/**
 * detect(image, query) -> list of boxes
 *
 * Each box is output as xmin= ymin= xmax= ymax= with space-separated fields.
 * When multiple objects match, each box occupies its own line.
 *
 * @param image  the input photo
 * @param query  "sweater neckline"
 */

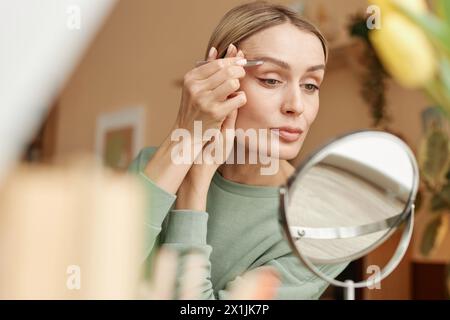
xmin=212 ymin=171 xmax=280 ymax=198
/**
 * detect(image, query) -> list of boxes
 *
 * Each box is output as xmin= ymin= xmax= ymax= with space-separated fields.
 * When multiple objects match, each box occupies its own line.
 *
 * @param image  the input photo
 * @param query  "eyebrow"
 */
xmin=251 ymin=56 xmax=325 ymax=72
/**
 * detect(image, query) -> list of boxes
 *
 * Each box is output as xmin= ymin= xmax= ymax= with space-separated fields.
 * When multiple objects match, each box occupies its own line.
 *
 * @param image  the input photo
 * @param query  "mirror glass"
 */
xmin=283 ymin=131 xmax=418 ymax=265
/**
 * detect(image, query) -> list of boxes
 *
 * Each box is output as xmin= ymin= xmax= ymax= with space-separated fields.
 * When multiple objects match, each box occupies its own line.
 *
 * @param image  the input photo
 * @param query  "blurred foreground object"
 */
xmin=0 ymin=158 xmax=279 ymax=300
xmin=139 ymin=247 xmax=280 ymax=300
xmin=138 ymin=248 xmax=280 ymax=300
xmin=226 ymin=267 xmax=280 ymax=300
xmin=0 ymin=158 xmax=144 ymax=299
xmin=0 ymin=0 xmax=117 ymax=184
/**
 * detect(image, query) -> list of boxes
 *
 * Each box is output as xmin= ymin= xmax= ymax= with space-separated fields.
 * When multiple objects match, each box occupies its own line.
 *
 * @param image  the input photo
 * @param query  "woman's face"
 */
xmin=236 ymin=22 xmax=326 ymax=161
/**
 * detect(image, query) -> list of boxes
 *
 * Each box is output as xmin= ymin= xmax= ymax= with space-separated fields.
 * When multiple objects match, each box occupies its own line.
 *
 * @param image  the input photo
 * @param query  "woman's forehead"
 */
xmin=241 ymin=44 xmax=325 ymax=73
xmin=239 ymin=26 xmax=325 ymax=67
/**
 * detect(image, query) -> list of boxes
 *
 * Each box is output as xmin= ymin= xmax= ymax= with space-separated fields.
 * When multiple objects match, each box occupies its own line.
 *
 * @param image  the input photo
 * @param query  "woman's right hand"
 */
xmin=142 ymin=44 xmax=247 ymax=196
xmin=174 ymin=44 xmax=247 ymax=137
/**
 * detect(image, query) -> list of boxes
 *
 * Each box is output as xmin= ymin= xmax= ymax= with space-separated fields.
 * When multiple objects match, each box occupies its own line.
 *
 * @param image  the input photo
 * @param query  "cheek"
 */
xmin=235 ymin=78 xmax=278 ymax=129
xmin=303 ymin=96 xmax=320 ymax=126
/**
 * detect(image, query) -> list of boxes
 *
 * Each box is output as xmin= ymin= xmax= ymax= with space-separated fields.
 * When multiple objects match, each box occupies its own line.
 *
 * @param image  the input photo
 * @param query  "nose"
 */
xmin=280 ymin=85 xmax=304 ymax=116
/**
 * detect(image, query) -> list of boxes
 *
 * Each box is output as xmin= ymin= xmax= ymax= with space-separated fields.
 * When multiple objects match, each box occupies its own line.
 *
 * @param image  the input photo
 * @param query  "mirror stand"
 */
xmin=333 ymin=205 xmax=415 ymax=300
xmin=344 ymin=280 xmax=355 ymax=300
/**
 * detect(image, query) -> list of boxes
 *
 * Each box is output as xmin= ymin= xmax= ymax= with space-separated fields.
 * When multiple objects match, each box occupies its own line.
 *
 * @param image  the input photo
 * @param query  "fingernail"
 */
xmin=235 ymin=58 xmax=247 ymax=66
xmin=226 ymin=43 xmax=233 ymax=55
xmin=208 ymin=47 xmax=216 ymax=58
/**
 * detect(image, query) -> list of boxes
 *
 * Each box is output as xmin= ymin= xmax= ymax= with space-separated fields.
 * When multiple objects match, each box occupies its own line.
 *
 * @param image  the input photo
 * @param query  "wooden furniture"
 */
xmin=412 ymin=259 xmax=449 ymax=299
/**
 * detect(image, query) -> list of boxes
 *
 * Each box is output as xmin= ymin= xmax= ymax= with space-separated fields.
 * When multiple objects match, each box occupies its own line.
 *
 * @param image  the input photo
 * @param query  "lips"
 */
xmin=271 ymin=127 xmax=303 ymax=142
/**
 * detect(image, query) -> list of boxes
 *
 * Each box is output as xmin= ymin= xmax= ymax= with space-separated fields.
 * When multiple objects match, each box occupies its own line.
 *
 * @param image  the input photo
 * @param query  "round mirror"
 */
xmin=279 ymin=130 xmax=419 ymax=297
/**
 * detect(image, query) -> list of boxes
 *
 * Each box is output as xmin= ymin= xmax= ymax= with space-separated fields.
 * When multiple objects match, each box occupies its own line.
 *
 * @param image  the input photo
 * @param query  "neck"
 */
xmin=218 ymin=159 xmax=294 ymax=187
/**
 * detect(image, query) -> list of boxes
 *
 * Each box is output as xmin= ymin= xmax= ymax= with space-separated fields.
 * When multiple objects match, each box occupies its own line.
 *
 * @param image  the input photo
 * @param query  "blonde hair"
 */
xmin=205 ymin=1 xmax=328 ymax=63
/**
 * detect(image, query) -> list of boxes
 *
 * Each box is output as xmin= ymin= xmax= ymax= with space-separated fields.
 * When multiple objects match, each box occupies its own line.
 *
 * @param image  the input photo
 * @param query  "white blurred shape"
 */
xmin=0 ymin=0 xmax=117 ymax=183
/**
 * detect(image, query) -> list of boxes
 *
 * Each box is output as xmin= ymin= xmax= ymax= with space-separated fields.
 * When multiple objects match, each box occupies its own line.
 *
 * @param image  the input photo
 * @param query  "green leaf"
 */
xmin=419 ymin=128 xmax=450 ymax=188
xmin=431 ymin=183 xmax=450 ymax=211
xmin=420 ymin=214 xmax=444 ymax=256
xmin=425 ymin=79 xmax=450 ymax=116
xmin=440 ymin=58 xmax=450 ymax=94
xmin=433 ymin=0 xmax=450 ymax=22
xmin=393 ymin=1 xmax=450 ymax=56
xmin=348 ymin=13 xmax=370 ymax=43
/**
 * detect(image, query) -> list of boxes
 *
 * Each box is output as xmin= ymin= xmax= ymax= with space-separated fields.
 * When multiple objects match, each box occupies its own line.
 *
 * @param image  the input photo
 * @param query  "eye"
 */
xmin=301 ymin=83 xmax=320 ymax=93
xmin=258 ymin=78 xmax=282 ymax=87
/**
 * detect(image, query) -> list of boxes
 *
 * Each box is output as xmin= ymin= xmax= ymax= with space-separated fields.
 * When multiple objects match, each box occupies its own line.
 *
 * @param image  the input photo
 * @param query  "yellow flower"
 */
xmin=369 ymin=11 xmax=436 ymax=88
xmin=369 ymin=0 xmax=428 ymax=14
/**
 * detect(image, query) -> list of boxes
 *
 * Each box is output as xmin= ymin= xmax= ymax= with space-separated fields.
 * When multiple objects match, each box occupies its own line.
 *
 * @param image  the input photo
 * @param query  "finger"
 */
xmin=193 ymin=43 xmax=241 ymax=80
xmin=210 ymin=77 xmax=242 ymax=101
xmin=206 ymin=46 xmax=217 ymax=62
xmin=205 ymin=48 xmax=246 ymax=98
xmin=221 ymin=109 xmax=238 ymax=131
xmin=202 ymin=65 xmax=245 ymax=91
xmin=216 ymin=91 xmax=246 ymax=118
xmin=224 ymin=43 xmax=237 ymax=58
xmin=236 ymin=49 xmax=245 ymax=59
xmin=191 ymin=56 xmax=246 ymax=80
xmin=212 ymin=44 xmax=241 ymax=96
xmin=220 ymin=109 xmax=238 ymax=162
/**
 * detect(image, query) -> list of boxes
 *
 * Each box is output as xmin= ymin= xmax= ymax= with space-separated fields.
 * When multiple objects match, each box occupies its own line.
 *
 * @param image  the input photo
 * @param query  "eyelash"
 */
xmin=258 ymin=78 xmax=320 ymax=93
xmin=302 ymin=83 xmax=320 ymax=93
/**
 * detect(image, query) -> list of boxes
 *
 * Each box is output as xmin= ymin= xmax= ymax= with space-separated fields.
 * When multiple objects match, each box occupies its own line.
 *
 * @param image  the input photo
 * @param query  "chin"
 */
xmin=272 ymin=142 xmax=303 ymax=160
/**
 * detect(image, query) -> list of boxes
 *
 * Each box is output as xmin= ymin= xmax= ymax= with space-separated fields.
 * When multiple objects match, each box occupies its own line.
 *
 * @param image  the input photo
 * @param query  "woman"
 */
xmin=129 ymin=1 xmax=348 ymax=299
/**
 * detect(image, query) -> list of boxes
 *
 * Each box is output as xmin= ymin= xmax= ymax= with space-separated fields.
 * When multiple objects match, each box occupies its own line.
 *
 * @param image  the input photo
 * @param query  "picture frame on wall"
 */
xmin=95 ymin=106 xmax=145 ymax=170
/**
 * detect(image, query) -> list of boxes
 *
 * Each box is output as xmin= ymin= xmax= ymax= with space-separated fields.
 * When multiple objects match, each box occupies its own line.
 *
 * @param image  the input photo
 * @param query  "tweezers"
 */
xmin=195 ymin=59 xmax=264 ymax=67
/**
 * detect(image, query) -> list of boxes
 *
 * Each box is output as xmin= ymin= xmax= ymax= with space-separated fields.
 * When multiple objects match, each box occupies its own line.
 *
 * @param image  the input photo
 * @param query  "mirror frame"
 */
xmin=278 ymin=130 xmax=419 ymax=288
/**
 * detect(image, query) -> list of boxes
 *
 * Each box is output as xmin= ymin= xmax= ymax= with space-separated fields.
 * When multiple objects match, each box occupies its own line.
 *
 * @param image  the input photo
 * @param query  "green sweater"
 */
xmin=129 ymin=146 xmax=348 ymax=299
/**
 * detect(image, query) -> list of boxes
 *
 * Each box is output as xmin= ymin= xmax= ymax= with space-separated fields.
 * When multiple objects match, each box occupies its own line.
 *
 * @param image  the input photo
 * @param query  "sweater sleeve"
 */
xmin=160 ymin=209 xmax=347 ymax=300
xmin=128 ymin=147 xmax=177 ymax=262
xmin=160 ymin=210 xmax=215 ymax=299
